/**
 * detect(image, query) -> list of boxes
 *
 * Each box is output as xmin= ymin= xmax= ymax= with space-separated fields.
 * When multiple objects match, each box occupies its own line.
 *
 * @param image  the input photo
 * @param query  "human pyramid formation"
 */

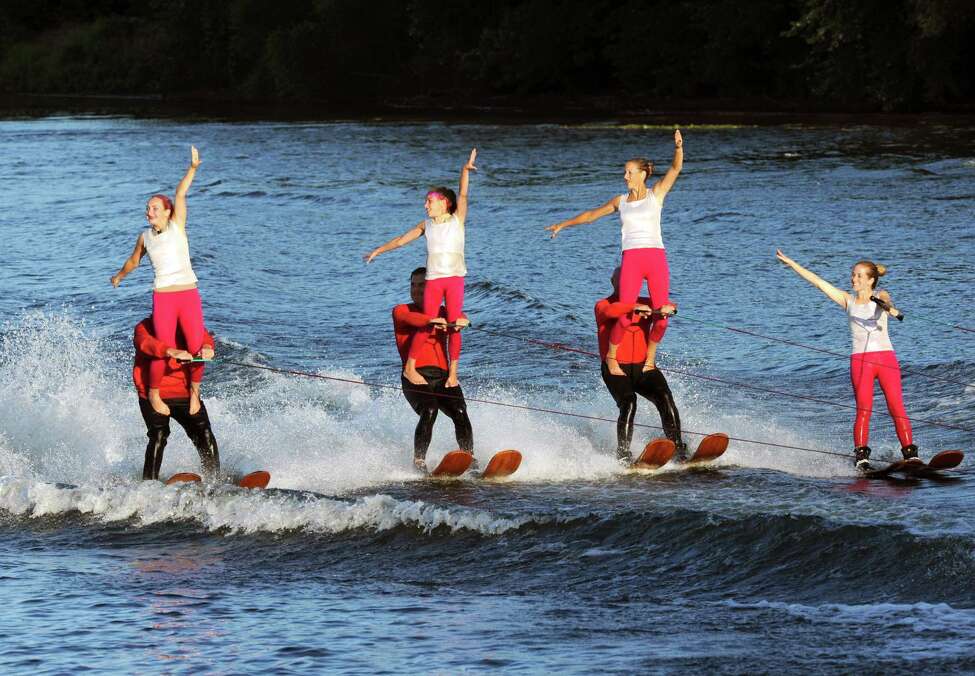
xmin=112 ymin=131 xmax=918 ymax=478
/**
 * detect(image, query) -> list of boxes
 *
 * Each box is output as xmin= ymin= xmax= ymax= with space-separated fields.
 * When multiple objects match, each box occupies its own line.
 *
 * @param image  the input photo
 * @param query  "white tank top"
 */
xmin=846 ymin=295 xmax=894 ymax=354
xmin=424 ymin=215 xmax=466 ymax=280
xmin=143 ymin=222 xmax=198 ymax=289
xmin=619 ymin=191 xmax=663 ymax=251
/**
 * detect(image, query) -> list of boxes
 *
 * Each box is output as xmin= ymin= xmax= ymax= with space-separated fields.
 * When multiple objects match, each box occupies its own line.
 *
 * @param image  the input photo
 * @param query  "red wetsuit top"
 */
xmin=392 ymin=303 xmax=468 ymax=370
xmin=133 ymin=318 xmax=215 ymax=399
xmin=595 ymin=296 xmax=654 ymax=364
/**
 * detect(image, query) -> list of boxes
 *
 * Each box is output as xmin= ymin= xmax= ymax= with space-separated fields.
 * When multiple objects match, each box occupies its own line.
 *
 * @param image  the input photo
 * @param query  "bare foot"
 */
xmin=642 ymin=341 xmax=659 ymax=372
xmin=189 ymin=390 xmax=201 ymax=415
xmin=403 ymin=364 xmax=428 ymax=386
xmin=605 ymin=357 xmax=625 ymax=376
xmin=148 ymin=390 xmax=170 ymax=416
xmin=446 ymin=374 xmax=459 ymax=388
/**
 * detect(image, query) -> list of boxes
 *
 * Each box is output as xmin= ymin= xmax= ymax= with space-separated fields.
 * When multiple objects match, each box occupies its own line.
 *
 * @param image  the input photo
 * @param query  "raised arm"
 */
xmin=172 ymin=146 xmax=200 ymax=228
xmin=652 ymin=129 xmax=683 ymax=202
xmin=111 ymin=233 xmax=147 ymax=286
xmin=546 ymin=195 xmax=622 ymax=239
xmin=455 ymin=148 xmax=477 ymax=223
xmin=364 ymin=221 xmax=425 ymax=264
xmin=776 ymin=249 xmax=848 ymax=308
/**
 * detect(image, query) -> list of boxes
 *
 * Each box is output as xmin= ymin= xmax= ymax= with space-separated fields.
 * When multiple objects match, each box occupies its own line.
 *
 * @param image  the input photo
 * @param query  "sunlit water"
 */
xmin=1 ymin=116 xmax=974 ymax=673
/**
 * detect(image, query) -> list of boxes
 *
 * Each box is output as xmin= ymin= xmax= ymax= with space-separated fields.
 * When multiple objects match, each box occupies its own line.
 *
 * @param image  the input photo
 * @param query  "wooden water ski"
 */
xmin=165 ymin=472 xmax=202 ymax=485
xmin=632 ymin=438 xmax=675 ymax=469
xmin=687 ymin=433 xmax=729 ymax=465
xmin=238 ymin=470 xmax=271 ymax=489
xmin=481 ymin=450 xmax=522 ymax=479
xmin=430 ymin=450 xmax=474 ymax=478
xmin=864 ymin=450 xmax=964 ymax=479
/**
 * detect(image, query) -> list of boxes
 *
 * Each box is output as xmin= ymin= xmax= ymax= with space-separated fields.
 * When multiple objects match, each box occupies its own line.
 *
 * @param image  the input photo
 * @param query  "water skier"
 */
xmin=366 ymin=149 xmax=477 ymax=388
xmin=548 ymin=130 xmax=683 ymax=376
xmin=112 ymin=146 xmax=208 ymax=418
xmin=596 ymin=267 xmax=683 ymax=464
xmin=392 ymin=267 xmax=474 ymax=473
xmin=776 ymin=250 xmax=916 ymax=471
xmin=132 ymin=316 xmax=219 ymax=480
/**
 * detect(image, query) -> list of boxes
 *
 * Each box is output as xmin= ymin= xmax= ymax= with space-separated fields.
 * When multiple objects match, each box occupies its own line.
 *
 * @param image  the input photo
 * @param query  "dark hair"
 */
xmin=410 ymin=266 xmax=427 ymax=279
xmin=148 ymin=193 xmax=174 ymax=215
xmin=854 ymin=260 xmax=887 ymax=289
xmin=429 ymin=186 xmax=457 ymax=214
xmin=626 ymin=158 xmax=654 ymax=181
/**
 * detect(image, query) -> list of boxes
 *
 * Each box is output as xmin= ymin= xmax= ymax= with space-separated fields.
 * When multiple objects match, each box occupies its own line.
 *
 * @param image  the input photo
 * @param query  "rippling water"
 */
xmin=1 ymin=115 xmax=974 ymax=673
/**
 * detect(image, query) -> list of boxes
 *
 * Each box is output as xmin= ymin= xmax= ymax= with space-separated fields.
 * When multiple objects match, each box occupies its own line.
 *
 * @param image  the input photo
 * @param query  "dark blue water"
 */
xmin=1 ymin=116 xmax=974 ymax=673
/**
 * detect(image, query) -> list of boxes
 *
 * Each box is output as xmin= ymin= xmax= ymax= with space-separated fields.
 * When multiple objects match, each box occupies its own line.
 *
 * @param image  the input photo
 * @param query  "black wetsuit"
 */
xmin=401 ymin=366 xmax=473 ymax=462
xmin=139 ymin=398 xmax=220 ymax=480
xmin=601 ymin=362 xmax=684 ymax=462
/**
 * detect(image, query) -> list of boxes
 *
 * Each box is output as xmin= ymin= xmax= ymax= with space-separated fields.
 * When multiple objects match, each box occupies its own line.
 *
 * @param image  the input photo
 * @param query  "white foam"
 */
xmin=0 ymin=476 xmax=532 ymax=536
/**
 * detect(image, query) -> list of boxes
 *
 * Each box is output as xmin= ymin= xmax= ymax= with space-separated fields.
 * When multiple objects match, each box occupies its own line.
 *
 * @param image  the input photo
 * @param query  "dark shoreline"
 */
xmin=3 ymin=93 xmax=975 ymax=125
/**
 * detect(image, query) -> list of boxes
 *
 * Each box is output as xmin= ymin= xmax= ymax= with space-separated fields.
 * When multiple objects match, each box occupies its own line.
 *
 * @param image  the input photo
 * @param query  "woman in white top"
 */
xmin=112 ymin=146 xmax=208 ymax=417
xmin=365 ymin=149 xmax=477 ymax=387
xmin=547 ymin=130 xmax=683 ymax=375
xmin=776 ymin=250 xmax=916 ymax=471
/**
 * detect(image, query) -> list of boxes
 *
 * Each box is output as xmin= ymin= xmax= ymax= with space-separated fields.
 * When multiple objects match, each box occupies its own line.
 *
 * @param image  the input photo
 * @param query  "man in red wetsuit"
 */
xmin=393 ymin=267 xmax=473 ymax=473
xmin=596 ymin=267 xmax=684 ymax=464
xmin=133 ymin=317 xmax=219 ymax=480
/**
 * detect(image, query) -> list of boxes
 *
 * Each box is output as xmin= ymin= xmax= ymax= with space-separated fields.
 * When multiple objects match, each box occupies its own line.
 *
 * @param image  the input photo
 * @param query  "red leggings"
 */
xmin=408 ymin=276 xmax=464 ymax=362
xmin=850 ymin=351 xmax=912 ymax=448
xmin=150 ymin=288 xmax=205 ymax=388
xmin=611 ymin=247 xmax=669 ymax=346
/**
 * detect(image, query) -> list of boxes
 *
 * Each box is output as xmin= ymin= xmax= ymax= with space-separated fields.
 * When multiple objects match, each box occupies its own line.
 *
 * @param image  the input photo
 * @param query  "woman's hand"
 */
xmin=363 ymin=249 xmax=380 ymax=264
xmin=464 ymin=148 xmax=477 ymax=172
xmin=190 ymin=145 xmax=201 ymax=168
xmin=674 ymin=129 xmax=683 ymax=149
xmin=546 ymin=223 xmax=566 ymax=239
xmin=110 ymin=274 xmax=122 ymax=287
xmin=775 ymin=249 xmax=796 ymax=267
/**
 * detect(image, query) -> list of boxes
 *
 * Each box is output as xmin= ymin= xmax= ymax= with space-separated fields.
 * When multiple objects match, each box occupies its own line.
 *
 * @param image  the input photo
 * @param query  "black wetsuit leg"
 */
xmin=634 ymin=368 xmax=685 ymax=456
xmin=402 ymin=368 xmax=443 ymax=462
xmin=139 ymin=398 xmax=171 ymax=480
xmin=434 ymin=383 xmax=473 ymax=453
xmin=168 ymin=399 xmax=221 ymax=478
xmin=601 ymin=362 xmax=639 ymax=462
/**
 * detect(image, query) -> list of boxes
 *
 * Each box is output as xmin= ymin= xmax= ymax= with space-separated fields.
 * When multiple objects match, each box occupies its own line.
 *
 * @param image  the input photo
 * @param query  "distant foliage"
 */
xmin=0 ymin=0 xmax=971 ymax=110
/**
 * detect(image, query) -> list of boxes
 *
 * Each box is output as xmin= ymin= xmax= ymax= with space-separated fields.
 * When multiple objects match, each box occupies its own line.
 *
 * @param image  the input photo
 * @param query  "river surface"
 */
xmin=1 ymin=115 xmax=974 ymax=673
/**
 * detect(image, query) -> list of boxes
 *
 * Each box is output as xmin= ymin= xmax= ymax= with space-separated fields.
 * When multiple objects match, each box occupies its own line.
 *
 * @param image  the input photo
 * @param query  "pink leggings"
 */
xmin=850 ymin=351 xmax=912 ymax=448
xmin=408 ymin=276 xmax=464 ymax=362
xmin=610 ymin=247 xmax=670 ymax=346
xmin=150 ymin=288 xmax=205 ymax=388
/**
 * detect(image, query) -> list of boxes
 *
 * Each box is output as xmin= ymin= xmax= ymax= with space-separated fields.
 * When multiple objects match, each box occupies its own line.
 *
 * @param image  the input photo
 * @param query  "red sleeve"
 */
xmin=133 ymin=321 xmax=169 ymax=359
xmin=393 ymin=304 xmax=430 ymax=329
xmin=595 ymin=299 xmax=636 ymax=323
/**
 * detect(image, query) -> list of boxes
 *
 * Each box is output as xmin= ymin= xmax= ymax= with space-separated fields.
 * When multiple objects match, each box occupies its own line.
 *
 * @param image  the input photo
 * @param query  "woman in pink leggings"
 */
xmin=365 ymin=149 xmax=477 ymax=387
xmin=547 ymin=130 xmax=683 ymax=374
xmin=112 ymin=146 xmax=208 ymax=417
xmin=776 ymin=250 xmax=916 ymax=472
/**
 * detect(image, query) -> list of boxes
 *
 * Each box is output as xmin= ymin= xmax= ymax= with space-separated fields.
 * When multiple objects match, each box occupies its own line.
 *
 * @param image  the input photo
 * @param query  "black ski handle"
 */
xmin=870 ymin=295 xmax=904 ymax=321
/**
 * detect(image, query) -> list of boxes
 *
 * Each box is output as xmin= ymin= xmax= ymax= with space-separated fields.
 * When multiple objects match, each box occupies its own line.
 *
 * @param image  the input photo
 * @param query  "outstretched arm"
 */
xmin=546 ymin=195 xmax=621 ymax=239
xmin=364 ymin=221 xmax=425 ymax=263
xmin=111 ymin=233 xmax=146 ymax=286
xmin=776 ymin=249 xmax=847 ymax=308
xmin=652 ymin=129 xmax=683 ymax=202
xmin=455 ymin=148 xmax=477 ymax=223
xmin=172 ymin=146 xmax=200 ymax=228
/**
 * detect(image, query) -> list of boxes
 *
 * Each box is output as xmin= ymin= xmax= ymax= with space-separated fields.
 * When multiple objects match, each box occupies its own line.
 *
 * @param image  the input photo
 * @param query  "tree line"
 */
xmin=1 ymin=0 xmax=972 ymax=113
